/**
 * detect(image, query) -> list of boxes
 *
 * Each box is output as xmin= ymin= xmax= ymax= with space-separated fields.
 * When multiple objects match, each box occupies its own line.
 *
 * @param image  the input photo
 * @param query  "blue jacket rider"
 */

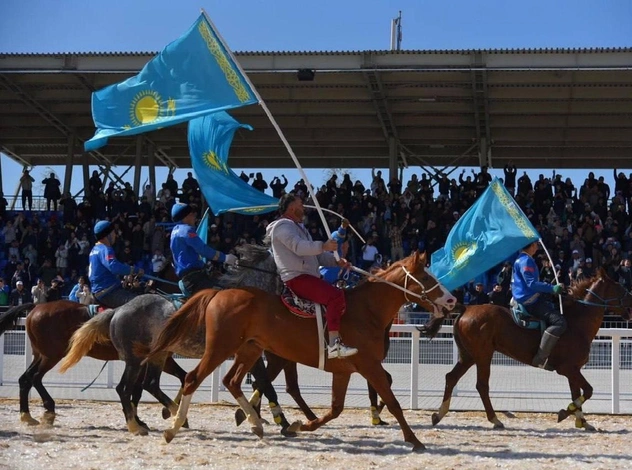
xmin=170 ymin=203 xmax=237 ymax=296
xmin=89 ymin=220 xmax=144 ymax=309
xmin=512 ymin=240 xmax=567 ymax=369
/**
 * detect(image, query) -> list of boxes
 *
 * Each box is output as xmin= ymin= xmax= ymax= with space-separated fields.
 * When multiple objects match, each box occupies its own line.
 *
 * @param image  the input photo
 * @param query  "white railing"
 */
xmin=2 ymin=319 xmax=632 ymax=413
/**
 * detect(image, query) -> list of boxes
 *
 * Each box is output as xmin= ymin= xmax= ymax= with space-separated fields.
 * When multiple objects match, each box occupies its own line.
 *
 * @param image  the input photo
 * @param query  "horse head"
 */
xmin=571 ymin=267 xmax=632 ymax=320
xmin=397 ymin=250 xmax=456 ymax=315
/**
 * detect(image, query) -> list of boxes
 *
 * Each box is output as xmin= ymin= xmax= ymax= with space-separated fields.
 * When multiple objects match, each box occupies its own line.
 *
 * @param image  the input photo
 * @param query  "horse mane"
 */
xmin=567 ymin=275 xmax=597 ymax=301
xmin=217 ymin=244 xmax=277 ymax=289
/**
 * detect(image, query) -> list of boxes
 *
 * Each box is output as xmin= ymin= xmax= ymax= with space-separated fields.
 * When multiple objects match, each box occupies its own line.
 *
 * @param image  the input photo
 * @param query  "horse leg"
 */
xmin=223 ymin=343 xmax=269 ymax=438
xmin=162 ymin=355 xmax=186 ymax=419
xmin=368 ymin=370 xmax=392 ymax=426
xmin=558 ymin=369 xmax=595 ymax=431
xmin=360 ymin=364 xmax=425 ymax=452
xmin=474 ymin=359 xmax=505 ymax=429
xmin=299 ymin=372 xmax=350 ymax=435
xmin=19 ymin=355 xmax=42 ymax=425
xmin=142 ymin=362 xmax=190 ymax=429
xmin=164 ymin=341 xmax=241 ymax=443
xmin=432 ymin=357 xmax=474 ymax=426
xmin=115 ymin=360 xmax=148 ymax=435
xmin=281 ymin=360 xmax=318 ymax=422
xmin=30 ymin=356 xmax=59 ymax=426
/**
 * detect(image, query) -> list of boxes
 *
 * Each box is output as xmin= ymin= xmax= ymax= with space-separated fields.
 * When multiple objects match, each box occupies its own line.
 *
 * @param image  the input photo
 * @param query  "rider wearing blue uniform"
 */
xmin=170 ymin=203 xmax=237 ymax=295
xmin=512 ymin=240 xmax=566 ymax=369
xmin=89 ymin=220 xmax=144 ymax=309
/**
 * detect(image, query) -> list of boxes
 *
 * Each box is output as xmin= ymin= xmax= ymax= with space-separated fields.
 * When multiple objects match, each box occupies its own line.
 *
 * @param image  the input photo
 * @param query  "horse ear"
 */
xmin=597 ymin=266 xmax=608 ymax=279
xmin=418 ymin=251 xmax=427 ymax=265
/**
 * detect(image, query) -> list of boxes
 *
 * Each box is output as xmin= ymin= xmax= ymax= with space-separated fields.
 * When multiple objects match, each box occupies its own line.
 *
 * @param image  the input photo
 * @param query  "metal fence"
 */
xmin=2 ymin=318 xmax=632 ymax=414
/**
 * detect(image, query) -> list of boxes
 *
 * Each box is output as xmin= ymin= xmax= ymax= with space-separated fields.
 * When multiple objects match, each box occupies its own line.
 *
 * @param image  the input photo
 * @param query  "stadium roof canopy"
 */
xmin=1 ymin=48 xmax=631 ymax=172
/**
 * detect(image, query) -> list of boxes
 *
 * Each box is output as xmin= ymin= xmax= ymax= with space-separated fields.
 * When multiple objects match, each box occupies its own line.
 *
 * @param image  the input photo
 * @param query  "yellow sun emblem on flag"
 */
xmin=203 ymin=150 xmax=228 ymax=174
xmin=451 ymin=241 xmax=477 ymax=267
xmin=130 ymin=90 xmax=163 ymax=127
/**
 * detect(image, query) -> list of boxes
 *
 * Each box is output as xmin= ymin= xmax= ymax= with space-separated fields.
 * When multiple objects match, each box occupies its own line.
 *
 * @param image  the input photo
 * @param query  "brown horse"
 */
xmin=426 ymin=269 xmax=632 ymax=431
xmin=144 ymin=251 xmax=456 ymax=452
xmin=0 ymin=265 xmax=186 ymax=427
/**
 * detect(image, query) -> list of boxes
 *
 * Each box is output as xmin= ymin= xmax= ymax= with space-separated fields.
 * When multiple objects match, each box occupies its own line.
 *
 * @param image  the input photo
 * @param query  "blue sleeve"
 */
xmin=185 ymin=232 xmax=226 ymax=262
xmin=521 ymin=259 xmax=554 ymax=294
xmin=99 ymin=246 xmax=133 ymax=276
xmin=69 ymin=284 xmax=79 ymax=302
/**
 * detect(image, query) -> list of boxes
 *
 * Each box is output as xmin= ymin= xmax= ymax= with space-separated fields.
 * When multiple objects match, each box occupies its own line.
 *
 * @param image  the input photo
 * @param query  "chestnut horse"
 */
xmin=426 ymin=269 xmax=632 ymax=431
xmin=0 ymin=264 xmax=186 ymax=427
xmin=145 ymin=251 xmax=456 ymax=452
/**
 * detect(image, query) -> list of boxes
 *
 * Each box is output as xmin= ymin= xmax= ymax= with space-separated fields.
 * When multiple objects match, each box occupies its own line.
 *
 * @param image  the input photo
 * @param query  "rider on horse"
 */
xmin=170 ymin=203 xmax=237 ymax=296
xmin=266 ymin=193 xmax=357 ymax=359
xmin=512 ymin=240 xmax=567 ymax=369
xmin=89 ymin=220 xmax=144 ymax=309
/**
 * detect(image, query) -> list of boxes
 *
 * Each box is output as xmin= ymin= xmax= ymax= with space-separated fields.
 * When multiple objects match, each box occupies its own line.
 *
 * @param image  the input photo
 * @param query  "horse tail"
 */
xmin=416 ymin=302 xmax=466 ymax=339
xmin=59 ymin=309 xmax=116 ymax=373
xmin=0 ymin=303 xmax=34 ymax=336
xmin=143 ymin=290 xmax=219 ymax=364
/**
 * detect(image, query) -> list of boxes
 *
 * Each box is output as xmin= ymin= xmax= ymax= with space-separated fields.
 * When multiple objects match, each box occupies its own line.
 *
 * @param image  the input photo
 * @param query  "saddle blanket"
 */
xmin=281 ymin=285 xmax=325 ymax=319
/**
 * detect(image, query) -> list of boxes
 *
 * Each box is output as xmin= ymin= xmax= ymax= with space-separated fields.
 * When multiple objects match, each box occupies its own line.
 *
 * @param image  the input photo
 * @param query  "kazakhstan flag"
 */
xmin=430 ymin=178 xmax=539 ymax=291
xmin=188 ymin=112 xmax=279 ymax=215
xmin=85 ymin=14 xmax=257 ymax=151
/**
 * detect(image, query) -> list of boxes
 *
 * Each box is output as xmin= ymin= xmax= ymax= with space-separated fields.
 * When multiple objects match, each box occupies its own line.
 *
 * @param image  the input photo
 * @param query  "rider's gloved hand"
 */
xmin=224 ymin=254 xmax=238 ymax=266
xmin=552 ymin=284 xmax=564 ymax=295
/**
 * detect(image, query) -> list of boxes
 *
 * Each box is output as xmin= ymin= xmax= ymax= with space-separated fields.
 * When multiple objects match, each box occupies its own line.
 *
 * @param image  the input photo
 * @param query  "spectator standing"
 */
xmin=46 ymin=279 xmax=63 ymax=302
xmin=19 ymin=169 xmax=35 ymax=211
xmin=77 ymin=284 xmax=94 ymax=305
xmin=0 ymin=191 xmax=7 ymax=220
xmin=69 ymin=275 xmax=88 ymax=302
xmin=89 ymin=170 xmax=103 ymax=196
xmin=42 ymin=173 xmax=62 ymax=211
xmin=31 ymin=279 xmax=48 ymax=304
xmin=164 ymin=174 xmax=179 ymax=196
xmin=55 ymin=243 xmax=69 ymax=277
xmin=270 ymin=175 xmax=288 ymax=198
xmin=468 ymin=282 xmax=490 ymax=305
xmin=151 ymin=249 xmax=167 ymax=274
xmin=59 ymin=192 xmax=78 ymax=224
xmin=361 ymin=237 xmax=379 ymax=270
xmin=251 ymin=172 xmax=268 ymax=193
xmin=503 ymin=161 xmax=517 ymax=196
xmin=10 ymin=280 xmax=31 ymax=306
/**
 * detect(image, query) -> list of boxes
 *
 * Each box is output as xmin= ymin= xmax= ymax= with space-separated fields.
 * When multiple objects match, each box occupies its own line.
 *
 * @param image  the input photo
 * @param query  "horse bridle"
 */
xmin=577 ymin=280 xmax=632 ymax=312
xmin=399 ymin=266 xmax=445 ymax=307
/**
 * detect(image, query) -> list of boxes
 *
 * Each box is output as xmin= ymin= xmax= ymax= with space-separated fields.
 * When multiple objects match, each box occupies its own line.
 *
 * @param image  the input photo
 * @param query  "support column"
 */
xmin=82 ymin=152 xmax=90 ymax=199
xmin=388 ymin=136 xmax=398 ymax=183
xmin=478 ymin=137 xmax=488 ymax=168
xmin=147 ymin=143 xmax=156 ymax=199
xmin=133 ymin=136 xmax=143 ymax=197
xmin=63 ymin=134 xmax=75 ymax=196
xmin=0 ymin=152 xmax=4 ymax=196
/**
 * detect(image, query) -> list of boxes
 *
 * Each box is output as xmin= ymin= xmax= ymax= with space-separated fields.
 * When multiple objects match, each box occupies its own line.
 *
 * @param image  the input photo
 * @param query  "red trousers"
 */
xmin=286 ymin=274 xmax=346 ymax=331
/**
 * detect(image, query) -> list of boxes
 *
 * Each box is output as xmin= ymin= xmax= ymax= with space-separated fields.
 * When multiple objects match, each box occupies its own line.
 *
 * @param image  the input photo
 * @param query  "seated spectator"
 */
xmin=489 ymin=283 xmax=509 ymax=307
xmin=31 ymin=279 xmax=48 ymax=305
xmin=10 ymin=280 xmax=31 ymax=306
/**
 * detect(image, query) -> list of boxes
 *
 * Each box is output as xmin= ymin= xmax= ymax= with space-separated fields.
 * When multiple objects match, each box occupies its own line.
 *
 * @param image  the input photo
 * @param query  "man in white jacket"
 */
xmin=266 ymin=194 xmax=357 ymax=359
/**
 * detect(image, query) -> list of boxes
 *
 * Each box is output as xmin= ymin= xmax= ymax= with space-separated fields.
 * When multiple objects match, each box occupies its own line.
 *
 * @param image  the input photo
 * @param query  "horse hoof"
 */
xmin=493 ymin=422 xmax=505 ymax=430
xmin=182 ymin=419 xmax=190 ymax=429
xmin=371 ymin=418 xmax=388 ymax=426
xmin=162 ymin=407 xmax=171 ymax=420
xmin=431 ymin=413 xmax=441 ymax=426
xmin=557 ymin=409 xmax=570 ymax=423
xmin=251 ymin=426 xmax=264 ymax=439
xmin=164 ymin=430 xmax=175 ymax=443
xmin=20 ymin=413 xmax=40 ymax=426
xmin=41 ymin=411 xmax=56 ymax=426
xmin=286 ymin=420 xmax=302 ymax=434
xmin=280 ymin=427 xmax=297 ymax=438
xmin=583 ymin=423 xmax=597 ymax=432
xmin=235 ymin=409 xmax=246 ymax=427
xmin=135 ymin=426 xmax=149 ymax=436
xmin=411 ymin=442 xmax=426 ymax=453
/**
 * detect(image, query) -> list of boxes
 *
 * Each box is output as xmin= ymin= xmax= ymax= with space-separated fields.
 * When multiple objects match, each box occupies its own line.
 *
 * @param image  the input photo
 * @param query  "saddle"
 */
xmin=281 ymin=285 xmax=326 ymax=319
xmin=87 ymin=304 xmax=109 ymax=318
xmin=509 ymin=297 xmax=546 ymax=333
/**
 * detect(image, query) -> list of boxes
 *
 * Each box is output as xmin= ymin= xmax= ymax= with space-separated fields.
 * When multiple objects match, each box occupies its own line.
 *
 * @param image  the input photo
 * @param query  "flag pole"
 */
xmin=200 ymin=9 xmax=339 ymax=258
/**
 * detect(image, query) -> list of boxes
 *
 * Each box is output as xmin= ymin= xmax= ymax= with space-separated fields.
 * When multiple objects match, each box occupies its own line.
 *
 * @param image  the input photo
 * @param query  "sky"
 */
xmin=1 ymin=0 xmax=631 ymax=198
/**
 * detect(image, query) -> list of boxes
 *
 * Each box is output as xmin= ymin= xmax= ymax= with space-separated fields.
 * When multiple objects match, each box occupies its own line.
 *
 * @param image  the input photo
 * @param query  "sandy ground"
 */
xmin=1 ymin=399 xmax=631 ymax=470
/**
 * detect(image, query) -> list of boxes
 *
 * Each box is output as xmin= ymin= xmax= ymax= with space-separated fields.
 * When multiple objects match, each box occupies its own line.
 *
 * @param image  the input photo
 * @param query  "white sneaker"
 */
xmin=327 ymin=339 xmax=358 ymax=359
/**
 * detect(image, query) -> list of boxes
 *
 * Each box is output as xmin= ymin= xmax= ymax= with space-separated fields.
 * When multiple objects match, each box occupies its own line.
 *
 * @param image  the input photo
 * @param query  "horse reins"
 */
xmin=577 ymin=284 xmax=632 ymax=312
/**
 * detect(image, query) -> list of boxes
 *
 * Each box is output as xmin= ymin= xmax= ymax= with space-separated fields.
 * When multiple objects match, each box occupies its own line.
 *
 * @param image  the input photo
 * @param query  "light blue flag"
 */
xmin=430 ymin=178 xmax=539 ymax=291
xmin=85 ymin=14 xmax=257 ymax=151
xmin=188 ymin=112 xmax=279 ymax=215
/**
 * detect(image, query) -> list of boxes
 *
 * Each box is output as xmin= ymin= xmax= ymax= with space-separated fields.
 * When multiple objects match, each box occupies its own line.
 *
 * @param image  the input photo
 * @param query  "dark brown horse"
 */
xmin=425 ymin=269 xmax=632 ymax=431
xmin=144 ymin=251 xmax=456 ymax=452
xmin=0 ymin=264 xmax=186 ymax=427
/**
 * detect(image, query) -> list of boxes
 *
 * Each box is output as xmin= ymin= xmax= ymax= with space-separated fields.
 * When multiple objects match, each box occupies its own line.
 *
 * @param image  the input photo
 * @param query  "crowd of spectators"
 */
xmin=1 ymin=163 xmax=632 ymax=309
